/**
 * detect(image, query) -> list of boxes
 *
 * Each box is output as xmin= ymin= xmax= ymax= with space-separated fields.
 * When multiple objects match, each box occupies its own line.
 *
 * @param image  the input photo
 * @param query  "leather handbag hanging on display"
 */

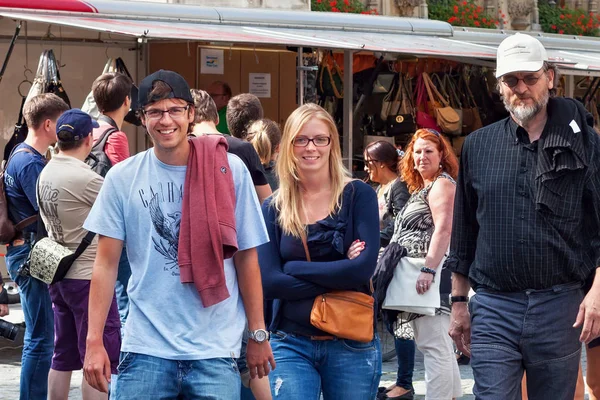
xmin=302 ymin=233 xmax=375 ymax=343
xmin=459 ymin=74 xmax=483 ymax=134
xmin=439 ymin=73 xmax=464 ymax=137
xmin=81 ymin=58 xmax=117 ymax=118
xmin=380 ymin=73 xmax=399 ymax=121
xmin=422 ymin=72 xmax=461 ymax=135
xmin=46 ymin=50 xmax=71 ymax=107
xmin=415 ymin=74 xmax=442 ymax=131
xmin=81 ymin=57 xmax=141 ymax=126
xmin=25 ymin=50 xmax=49 ymax=105
xmin=386 ymin=73 xmax=416 ymax=137
xmin=25 ymin=50 xmax=71 ymax=107
xmin=318 ymin=51 xmax=344 ymax=100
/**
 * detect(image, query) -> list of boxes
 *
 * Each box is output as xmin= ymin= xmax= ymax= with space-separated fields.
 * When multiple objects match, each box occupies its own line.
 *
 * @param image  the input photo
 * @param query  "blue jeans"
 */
xmin=386 ymin=318 xmax=415 ymax=390
xmin=470 ymin=282 xmax=583 ymax=400
xmin=114 ymin=248 xmax=131 ymax=331
xmin=114 ymin=352 xmax=241 ymax=399
xmin=269 ymin=331 xmax=381 ymax=400
xmin=6 ymin=243 xmax=54 ymax=400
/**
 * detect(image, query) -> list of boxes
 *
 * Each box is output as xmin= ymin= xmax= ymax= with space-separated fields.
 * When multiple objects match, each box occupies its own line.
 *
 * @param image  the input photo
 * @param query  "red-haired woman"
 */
xmin=389 ymin=128 xmax=462 ymax=399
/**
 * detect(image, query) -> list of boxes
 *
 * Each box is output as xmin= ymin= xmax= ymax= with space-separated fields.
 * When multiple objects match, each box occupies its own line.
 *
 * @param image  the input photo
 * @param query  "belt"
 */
xmin=294 ymin=332 xmax=336 ymax=341
xmin=310 ymin=335 xmax=336 ymax=341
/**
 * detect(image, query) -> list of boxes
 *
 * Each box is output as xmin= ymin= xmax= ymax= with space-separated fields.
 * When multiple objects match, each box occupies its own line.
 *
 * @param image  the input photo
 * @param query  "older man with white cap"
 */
xmin=448 ymin=33 xmax=600 ymax=399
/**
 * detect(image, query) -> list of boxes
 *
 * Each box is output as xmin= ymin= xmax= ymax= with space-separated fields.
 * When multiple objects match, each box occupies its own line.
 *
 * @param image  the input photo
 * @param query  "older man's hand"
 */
xmin=574 ymin=283 xmax=600 ymax=344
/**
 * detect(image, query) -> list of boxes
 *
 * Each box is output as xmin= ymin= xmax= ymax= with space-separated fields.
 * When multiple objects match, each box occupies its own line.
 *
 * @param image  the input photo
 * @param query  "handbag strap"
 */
xmin=422 ymin=72 xmax=449 ymax=107
xmin=116 ymin=57 xmax=133 ymax=79
xmin=0 ymin=22 xmax=21 ymax=85
xmin=300 ymin=232 xmax=311 ymax=262
xmin=443 ymin=74 xmax=462 ymax=108
xmin=16 ymin=96 xmax=26 ymax=126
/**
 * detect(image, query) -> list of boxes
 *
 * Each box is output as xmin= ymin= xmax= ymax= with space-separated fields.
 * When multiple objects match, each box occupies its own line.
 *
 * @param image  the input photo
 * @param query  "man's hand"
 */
xmin=448 ymin=303 xmax=471 ymax=357
xmin=246 ymin=339 xmax=276 ymax=380
xmin=83 ymin=340 xmax=111 ymax=393
xmin=0 ymin=304 xmax=8 ymax=317
xmin=574 ymin=283 xmax=600 ymax=344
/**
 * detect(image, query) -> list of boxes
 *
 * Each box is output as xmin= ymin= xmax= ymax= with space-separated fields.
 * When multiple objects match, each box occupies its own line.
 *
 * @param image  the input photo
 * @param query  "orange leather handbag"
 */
xmin=301 ymin=234 xmax=375 ymax=343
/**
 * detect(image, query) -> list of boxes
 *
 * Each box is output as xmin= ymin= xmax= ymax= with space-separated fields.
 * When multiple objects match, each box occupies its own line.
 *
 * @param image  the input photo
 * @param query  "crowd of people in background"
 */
xmin=0 ymin=32 xmax=599 ymax=400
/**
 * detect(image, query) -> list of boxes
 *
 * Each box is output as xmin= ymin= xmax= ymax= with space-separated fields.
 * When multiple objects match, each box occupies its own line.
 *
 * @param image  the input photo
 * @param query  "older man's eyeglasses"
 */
xmin=293 ymin=136 xmax=331 ymax=147
xmin=143 ymin=105 xmax=190 ymax=120
xmin=501 ymin=73 xmax=544 ymax=88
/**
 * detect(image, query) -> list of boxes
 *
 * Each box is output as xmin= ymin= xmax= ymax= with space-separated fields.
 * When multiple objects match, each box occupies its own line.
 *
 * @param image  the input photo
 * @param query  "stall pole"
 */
xmin=343 ymin=50 xmax=354 ymax=171
xmin=297 ymin=47 xmax=304 ymax=106
xmin=566 ymin=75 xmax=575 ymax=99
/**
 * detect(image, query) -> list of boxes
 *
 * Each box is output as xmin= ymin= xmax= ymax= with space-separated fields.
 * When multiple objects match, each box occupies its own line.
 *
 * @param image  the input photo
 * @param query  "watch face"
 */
xmin=254 ymin=330 xmax=268 ymax=342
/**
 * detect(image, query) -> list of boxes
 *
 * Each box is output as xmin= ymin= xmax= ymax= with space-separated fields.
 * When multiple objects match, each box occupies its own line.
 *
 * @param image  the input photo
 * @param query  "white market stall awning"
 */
xmin=1 ymin=0 xmax=598 ymax=74
xmin=0 ymin=12 xmax=497 ymax=59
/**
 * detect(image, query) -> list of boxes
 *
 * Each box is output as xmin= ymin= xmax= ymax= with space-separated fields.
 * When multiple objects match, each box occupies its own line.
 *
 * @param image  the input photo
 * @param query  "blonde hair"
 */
xmin=274 ymin=103 xmax=350 ymax=238
xmin=247 ymin=119 xmax=281 ymax=165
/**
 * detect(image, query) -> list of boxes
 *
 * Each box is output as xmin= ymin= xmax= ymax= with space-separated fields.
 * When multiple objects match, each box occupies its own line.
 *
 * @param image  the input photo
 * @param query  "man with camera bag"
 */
xmin=39 ymin=109 xmax=121 ymax=400
xmin=4 ymin=93 xmax=69 ymax=400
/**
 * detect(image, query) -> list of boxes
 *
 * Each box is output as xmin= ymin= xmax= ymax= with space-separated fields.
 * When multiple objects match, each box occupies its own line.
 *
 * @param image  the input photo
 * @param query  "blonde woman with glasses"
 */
xmin=258 ymin=103 xmax=381 ymax=399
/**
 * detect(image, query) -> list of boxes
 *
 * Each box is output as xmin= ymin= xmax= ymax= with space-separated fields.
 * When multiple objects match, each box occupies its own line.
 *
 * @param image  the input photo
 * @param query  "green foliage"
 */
xmin=539 ymin=2 xmax=600 ymax=36
xmin=311 ymin=0 xmax=378 ymax=14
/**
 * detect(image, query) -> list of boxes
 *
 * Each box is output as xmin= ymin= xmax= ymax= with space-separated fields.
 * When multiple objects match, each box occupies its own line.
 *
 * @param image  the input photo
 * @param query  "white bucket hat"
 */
xmin=495 ymin=33 xmax=548 ymax=78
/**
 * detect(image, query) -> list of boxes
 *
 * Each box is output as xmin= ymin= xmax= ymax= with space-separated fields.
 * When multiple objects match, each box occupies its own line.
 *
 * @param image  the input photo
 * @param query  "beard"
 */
xmin=503 ymin=89 xmax=550 ymax=125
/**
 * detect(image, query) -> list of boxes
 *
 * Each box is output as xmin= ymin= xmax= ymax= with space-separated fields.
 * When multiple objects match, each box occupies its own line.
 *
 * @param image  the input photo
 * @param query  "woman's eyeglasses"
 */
xmin=143 ymin=105 xmax=189 ymax=120
xmin=501 ymin=73 xmax=543 ymax=88
xmin=293 ymin=136 xmax=331 ymax=147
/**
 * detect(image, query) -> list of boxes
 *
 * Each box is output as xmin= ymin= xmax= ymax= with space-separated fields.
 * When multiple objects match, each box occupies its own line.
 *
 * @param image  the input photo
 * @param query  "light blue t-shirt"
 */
xmin=84 ymin=149 xmax=269 ymax=360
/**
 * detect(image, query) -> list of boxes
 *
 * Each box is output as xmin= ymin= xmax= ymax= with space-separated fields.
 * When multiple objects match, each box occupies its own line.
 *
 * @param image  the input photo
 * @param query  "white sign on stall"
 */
xmin=249 ymin=73 xmax=271 ymax=98
xmin=200 ymin=49 xmax=224 ymax=75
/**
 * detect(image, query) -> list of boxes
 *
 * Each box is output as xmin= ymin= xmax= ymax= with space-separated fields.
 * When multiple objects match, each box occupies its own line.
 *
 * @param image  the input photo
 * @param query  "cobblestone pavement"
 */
xmin=0 ymin=304 xmax=590 ymax=400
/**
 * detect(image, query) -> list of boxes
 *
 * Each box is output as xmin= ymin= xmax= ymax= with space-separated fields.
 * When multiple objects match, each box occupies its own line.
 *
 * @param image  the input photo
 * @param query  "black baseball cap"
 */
xmin=138 ymin=70 xmax=194 ymax=109
xmin=56 ymin=109 xmax=99 ymax=142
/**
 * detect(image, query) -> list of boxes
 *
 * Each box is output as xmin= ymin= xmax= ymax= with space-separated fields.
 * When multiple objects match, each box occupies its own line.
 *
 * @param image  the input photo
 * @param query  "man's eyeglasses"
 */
xmin=293 ymin=136 xmax=331 ymax=147
xmin=143 ymin=105 xmax=190 ymax=120
xmin=501 ymin=73 xmax=544 ymax=88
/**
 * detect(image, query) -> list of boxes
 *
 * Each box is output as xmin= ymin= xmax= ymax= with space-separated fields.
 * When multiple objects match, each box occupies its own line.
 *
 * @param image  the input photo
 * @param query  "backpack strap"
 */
xmin=93 ymin=127 xmax=119 ymax=152
xmin=4 ymin=147 xmax=38 ymax=231
xmin=4 ymin=147 xmax=33 ymax=171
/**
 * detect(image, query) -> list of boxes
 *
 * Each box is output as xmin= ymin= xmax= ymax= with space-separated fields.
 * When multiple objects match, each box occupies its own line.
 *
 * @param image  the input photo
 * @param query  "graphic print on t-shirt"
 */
xmin=139 ymin=181 xmax=183 ymax=272
xmin=38 ymin=182 xmax=64 ymax=241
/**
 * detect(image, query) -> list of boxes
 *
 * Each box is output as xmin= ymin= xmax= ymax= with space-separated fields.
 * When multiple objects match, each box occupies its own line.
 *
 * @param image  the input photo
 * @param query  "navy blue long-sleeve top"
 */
xmin=258 ymin=180 xmax=380 ymax=336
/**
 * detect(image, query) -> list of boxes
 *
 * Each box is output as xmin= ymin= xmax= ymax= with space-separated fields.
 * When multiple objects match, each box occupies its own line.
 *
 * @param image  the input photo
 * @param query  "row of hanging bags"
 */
xmin=81 ymin=57 xmax=141 ymax=126
xmin=25 ymin=49 xmax=71 ymax=107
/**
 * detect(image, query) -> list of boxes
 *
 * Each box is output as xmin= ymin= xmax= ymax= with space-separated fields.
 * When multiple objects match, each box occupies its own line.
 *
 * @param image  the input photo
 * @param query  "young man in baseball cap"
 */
xmin=83 ymin=70 xmax=274 ymax=399
xmin=449 ymin=33 xmax=600 ymax=399
xmin=39 ymin=108 xmax=122 ymax=400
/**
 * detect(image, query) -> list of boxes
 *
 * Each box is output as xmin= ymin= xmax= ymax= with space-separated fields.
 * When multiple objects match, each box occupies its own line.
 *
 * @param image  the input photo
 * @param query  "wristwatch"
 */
xmin=449 ymin=295 xmax=469 ymax=305
xmin=248 ymin=329 xmax=270 ymax=344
